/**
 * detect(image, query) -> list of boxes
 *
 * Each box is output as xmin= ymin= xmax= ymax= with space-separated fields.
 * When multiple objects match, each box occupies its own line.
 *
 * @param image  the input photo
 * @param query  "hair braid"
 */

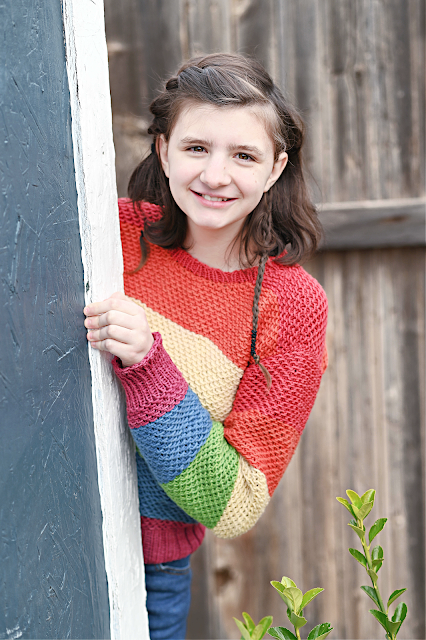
xmin=250 ymin=199 xmax=273 ymax=389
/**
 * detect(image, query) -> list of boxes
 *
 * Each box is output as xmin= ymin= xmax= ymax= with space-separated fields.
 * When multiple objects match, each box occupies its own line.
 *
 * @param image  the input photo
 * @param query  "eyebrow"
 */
xmin=180 ymin=137 xmax=265 ymax=158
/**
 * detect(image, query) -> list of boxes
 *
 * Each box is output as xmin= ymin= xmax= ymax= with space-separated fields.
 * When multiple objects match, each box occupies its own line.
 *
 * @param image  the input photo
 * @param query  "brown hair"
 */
xmin=128 ymin=52 xmax=322 ymax=269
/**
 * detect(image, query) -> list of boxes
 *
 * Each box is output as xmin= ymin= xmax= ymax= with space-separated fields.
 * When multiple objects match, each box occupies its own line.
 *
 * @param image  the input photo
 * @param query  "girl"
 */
xmin=84 ymin=53 xmax=328 ymax=639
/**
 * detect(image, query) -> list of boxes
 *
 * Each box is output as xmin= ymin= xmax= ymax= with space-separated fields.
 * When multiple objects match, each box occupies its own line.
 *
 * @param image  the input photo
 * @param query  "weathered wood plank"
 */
xmin=319 ymin=197 xmax=426 ymax=249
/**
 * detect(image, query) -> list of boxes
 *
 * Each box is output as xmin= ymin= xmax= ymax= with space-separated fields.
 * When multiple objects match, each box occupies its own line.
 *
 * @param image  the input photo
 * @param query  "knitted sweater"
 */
xmin=113 ymin=198 xmax=328 ymax=564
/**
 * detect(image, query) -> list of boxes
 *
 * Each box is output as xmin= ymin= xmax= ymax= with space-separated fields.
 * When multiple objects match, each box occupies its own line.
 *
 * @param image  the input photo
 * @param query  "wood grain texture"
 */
xmin=319 ymin=197 xmax=426 ymax=249
xmin=105 ymin=0 xmax=424 ymax=204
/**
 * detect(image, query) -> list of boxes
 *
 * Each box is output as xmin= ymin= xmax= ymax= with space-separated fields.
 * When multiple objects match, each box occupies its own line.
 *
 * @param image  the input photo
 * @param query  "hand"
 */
xmin=84 ymin=291 xmax=154 ymax=367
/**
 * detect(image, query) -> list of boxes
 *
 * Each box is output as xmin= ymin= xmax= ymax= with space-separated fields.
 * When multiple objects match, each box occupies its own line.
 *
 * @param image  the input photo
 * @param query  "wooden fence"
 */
xmin=104 ymin=1 xmax=425 ymax=638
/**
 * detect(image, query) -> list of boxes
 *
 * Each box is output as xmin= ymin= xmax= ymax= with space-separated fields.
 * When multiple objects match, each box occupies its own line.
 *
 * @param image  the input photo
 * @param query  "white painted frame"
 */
xmin=62 ymin=1 xmax=148 ymax=638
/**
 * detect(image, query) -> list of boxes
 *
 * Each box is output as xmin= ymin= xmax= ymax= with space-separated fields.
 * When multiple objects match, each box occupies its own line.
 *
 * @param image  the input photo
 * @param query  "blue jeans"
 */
xmin=144 ymin=555 xmax=192 ymax=640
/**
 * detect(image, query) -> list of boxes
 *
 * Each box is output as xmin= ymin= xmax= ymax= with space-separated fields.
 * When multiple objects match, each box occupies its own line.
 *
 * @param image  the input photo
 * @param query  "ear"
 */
xmin=263 ymin=151 xmax=288 ymax=192
xmin=158 ymin=135 xmax=170 ymax=178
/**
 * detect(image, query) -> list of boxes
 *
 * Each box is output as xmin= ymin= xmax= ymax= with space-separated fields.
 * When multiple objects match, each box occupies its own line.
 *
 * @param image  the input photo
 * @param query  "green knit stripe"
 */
xmin=161 ymin=421 xmax=239 ymax=528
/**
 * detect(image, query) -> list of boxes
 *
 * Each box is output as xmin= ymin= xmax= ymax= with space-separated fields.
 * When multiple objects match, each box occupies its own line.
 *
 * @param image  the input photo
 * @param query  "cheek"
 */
xmin=168 ymin=160 xmax=194 ymax=189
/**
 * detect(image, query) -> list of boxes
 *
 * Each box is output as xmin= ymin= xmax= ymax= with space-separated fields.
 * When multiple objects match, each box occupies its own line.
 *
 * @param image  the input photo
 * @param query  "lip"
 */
xmin=190 ymin=190 xmax=237 ymax=208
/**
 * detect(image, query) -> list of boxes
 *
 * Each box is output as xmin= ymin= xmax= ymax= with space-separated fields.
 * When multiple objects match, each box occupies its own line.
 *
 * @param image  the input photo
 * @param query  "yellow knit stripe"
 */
xmin=130 ymin=299 xmax=244 ymax=422
xmin=213 ymin=456 xmax=270 ymax=539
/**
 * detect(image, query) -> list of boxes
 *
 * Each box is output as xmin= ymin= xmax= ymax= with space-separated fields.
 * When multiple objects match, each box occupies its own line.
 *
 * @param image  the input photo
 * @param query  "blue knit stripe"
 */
xmin=136 ymin=453 xmax=197 ymax=523
xmin=132 ymin=386 xmax=212 ymax=484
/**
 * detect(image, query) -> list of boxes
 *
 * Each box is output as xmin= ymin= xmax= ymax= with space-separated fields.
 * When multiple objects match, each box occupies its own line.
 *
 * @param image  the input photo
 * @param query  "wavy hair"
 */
xmin=128 ymin=53 xmax=322 ymax=269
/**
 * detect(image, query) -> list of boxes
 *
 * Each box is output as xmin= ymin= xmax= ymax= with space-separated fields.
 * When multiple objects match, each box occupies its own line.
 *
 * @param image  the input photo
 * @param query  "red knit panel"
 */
xmin=228 ymin=352 xmax=324 ymax=429
xmin=224 ymin=410 xmax=300 ymax=495
xmin=262 ymin=262 xmax=329 ymax=356
xmin=118 ymin=197 xmax=162 ymax=228
xmin=141 ymin=517 xmax=206 ymax=564
xmin=112 ymin=332 xmax=188 ymax=426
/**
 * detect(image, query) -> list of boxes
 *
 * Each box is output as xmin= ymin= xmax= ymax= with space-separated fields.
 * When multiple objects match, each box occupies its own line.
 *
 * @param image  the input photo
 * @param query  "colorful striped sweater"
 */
xmin=112 ymin=198 xmax=328 ymax=564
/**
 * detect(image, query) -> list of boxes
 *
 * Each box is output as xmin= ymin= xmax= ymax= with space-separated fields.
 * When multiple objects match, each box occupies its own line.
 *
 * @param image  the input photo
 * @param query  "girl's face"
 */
xmin=159 ymin=104 xmax=288 ymax=242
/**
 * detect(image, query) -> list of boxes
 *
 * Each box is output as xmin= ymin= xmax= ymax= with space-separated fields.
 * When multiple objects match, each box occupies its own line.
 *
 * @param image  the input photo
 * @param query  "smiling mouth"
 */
xmin=193 ymin=191 xmax=235 ymax=202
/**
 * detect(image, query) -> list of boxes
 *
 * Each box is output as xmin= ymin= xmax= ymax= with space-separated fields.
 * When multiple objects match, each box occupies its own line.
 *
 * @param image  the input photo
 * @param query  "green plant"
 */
xmin=268 ymin=577 xmax=333 ymax=640
xmin=233 ymin=612 xmax=273 ymax=640
xmin=337 ymin=489 xmax=407 ymax=640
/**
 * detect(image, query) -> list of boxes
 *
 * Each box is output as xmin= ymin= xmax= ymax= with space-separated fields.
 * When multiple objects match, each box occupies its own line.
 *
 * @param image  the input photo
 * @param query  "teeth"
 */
xmin=201 ymin=194 xmax=229 ymax=202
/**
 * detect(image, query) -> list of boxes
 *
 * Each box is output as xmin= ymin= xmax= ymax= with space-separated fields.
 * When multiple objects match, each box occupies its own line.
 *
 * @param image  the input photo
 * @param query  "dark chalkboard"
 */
xmin=0 ymin=1 xmax=110 ymax=637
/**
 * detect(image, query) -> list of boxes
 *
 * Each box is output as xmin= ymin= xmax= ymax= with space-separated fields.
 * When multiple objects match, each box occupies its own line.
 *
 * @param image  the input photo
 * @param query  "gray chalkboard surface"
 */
xmin=0 ymin=1 xmax=110 ymax=637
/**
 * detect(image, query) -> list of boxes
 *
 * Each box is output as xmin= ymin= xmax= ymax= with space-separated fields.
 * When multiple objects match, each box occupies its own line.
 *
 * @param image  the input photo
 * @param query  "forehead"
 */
xmin=170 ymin=103 xmax=275 ymax=150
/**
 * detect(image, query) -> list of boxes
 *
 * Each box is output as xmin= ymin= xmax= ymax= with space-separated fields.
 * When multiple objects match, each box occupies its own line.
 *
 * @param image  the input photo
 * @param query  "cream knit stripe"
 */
xmin=130 ymin=298 xmax=244 ymax=422
xmin=213 ymin=456 xmax=270 ymax=538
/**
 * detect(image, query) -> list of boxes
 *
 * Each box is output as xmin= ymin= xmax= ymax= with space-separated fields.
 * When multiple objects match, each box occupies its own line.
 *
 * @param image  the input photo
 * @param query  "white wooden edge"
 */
xmin=62 ymin=1 xmax=148 ymax=638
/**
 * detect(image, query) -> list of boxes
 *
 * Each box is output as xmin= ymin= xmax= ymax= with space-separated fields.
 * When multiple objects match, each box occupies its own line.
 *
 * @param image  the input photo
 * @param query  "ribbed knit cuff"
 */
xmin=140 ymin=517 xmax=206 ymax=564
xmin=112 ymin=332 xmax=188 ymax=427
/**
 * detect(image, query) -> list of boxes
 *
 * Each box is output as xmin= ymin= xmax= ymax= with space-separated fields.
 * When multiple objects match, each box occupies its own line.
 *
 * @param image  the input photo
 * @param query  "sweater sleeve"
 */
xmin=112 ymin=290 xmax=327 ymax=539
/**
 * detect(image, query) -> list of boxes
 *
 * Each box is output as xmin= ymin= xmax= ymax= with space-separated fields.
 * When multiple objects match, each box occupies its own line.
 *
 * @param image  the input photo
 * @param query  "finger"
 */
xmin=89 ymin=335 xmax=152 ymax=366
xmin=84 ymin=295 xmax=141 ymax=321
xmin=86 ymin=309 xmax=139 ymax=331
xmin=89 ymin=337 xmax=127 ymax=361
xmin=87 ymin=324 xmax=134 ymax=345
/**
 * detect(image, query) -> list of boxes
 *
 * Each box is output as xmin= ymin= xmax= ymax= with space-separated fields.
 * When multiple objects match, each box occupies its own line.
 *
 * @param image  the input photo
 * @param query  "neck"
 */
xmin=185 ymin=221 xmax=250 ymax=272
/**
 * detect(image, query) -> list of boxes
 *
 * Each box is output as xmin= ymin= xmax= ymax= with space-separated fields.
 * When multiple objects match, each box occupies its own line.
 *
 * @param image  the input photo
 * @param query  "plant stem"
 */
xmin=360 ymin=520 xmax=393 ymax=640
xmin=295 ymin=628 xmax=301 ymax=640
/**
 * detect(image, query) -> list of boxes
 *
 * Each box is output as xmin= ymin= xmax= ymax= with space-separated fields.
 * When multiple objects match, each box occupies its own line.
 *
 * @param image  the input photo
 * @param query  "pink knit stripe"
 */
xmin=112 ymin=332 xmax=188 ymax=426
xmin=141 ymin=517 xmax=206 ymax=564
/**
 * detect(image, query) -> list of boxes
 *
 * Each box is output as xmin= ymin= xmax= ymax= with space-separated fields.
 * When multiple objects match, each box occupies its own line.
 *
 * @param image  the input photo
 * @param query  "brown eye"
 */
xmin=189 ymin=146 xmax=205 ymax=153
xmin=236 ymin=152 xmax=254 ymax=161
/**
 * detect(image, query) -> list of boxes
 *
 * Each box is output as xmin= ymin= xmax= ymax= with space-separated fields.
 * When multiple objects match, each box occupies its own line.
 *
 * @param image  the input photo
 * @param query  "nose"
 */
xmin=200 ymin=154 xmax=232 ymax=189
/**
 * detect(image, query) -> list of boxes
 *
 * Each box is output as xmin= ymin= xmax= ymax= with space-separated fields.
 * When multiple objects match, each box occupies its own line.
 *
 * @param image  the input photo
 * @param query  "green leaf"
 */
xmin=369 ymin=518 xmax=387 ymax=544
xmin=300 ymin=588 xmax=324 ymax=610
xmin=358 ymin=501 xmax=374 ymax=520
xmin=387 ymin=619 xmax=403 ymax=637
xmin=307 ymin=623 xmax=334 ymax=640
xmin=243 ymin=613 xmax=256 ymax=633
xmin=372 ymin=545 xmax=384 ymax=559
xmin=289 ymin=611 xmax=307 ymax=630
xmin=367 ymin=569 xmax=378 ymax=585
xmin=370 ymin=609 xmax=402 ymax=637
xmin=369 ymin=610 xmax=391 ymax=635
xmin=360 ymin=585 xmax=380 ymax=608
xmin=372 ymin=545 xmax=384 ymax=571
xmin=281 ymin=576 xmax=297 ymax=588
xmin=361 ymin=489 xmax=375 ymax=505
xmin=234 ymin=618 xmax=252 ymax=640
xmin=392 ymin=602 xmax=407 ymax=623
xmin=271 ymin=582 xmax=293 ymax=611
xmin=283 ymin=587 xmax=303 ymax=613
xmin=336 ymin=497 xmax=355 ymax=517
xmin=268 ymin=627 xmax=297 ymax=640
xmin=349 ymin=548 xmax=367 ymax=568
xmin=346 ymin=489 xmax=362 ymax=507
xmin=387 ymin=588 xmax=406 ymax=609
xmin=352 ymin=501 xmax=374 ymax=521
xmin=252 ymin=616 xmax=274 ymax=640
xmin=348 ymin=523 xmax=366 ymax=541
